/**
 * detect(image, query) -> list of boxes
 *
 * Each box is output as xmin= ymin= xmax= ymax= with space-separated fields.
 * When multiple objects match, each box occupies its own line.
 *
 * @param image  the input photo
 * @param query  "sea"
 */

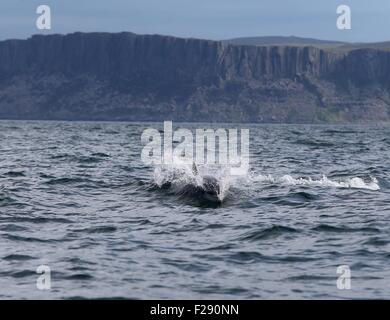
xmin=0 ymin=120 xmax=389 ymax=299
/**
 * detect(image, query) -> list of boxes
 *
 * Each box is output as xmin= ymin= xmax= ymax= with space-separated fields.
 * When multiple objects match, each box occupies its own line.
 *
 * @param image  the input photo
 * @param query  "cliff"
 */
xmin=0 ymin=32 xmax=389 ymax=122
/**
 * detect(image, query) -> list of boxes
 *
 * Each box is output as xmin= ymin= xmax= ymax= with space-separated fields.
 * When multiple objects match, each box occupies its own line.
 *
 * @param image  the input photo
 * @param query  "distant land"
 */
xmin=224 ymin=35 xmax=390 ymax=52
xmin=223 ymin=36 xmax=346 ymax=49
xmin=1 ymin=32 xmax=390 ymax=123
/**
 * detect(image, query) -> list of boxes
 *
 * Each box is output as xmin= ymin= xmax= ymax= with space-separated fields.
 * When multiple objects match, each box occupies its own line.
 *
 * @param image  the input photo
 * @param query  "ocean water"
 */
xmin=0 ymin=120 xmax=389 ymax=299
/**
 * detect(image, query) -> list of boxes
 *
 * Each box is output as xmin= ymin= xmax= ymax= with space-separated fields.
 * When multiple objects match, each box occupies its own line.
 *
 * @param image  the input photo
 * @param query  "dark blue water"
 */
xmin=0 ymin=121 xmax=389 ymax=299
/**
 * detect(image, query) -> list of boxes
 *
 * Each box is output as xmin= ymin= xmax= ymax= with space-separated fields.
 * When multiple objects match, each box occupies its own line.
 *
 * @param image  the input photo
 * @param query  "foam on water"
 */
xmin=251 ymin=174 xmax=380 ymax=191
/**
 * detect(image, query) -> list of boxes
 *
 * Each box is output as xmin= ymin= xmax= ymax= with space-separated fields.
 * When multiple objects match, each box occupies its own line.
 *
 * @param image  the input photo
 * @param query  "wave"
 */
xmin=3 ymin=254 xmax=36 ymax=261
xmin=0 ymin=186 xmax=18 ymax=206
xmin=312 ymin=224 xmax=380 ymax=233
xmin=2 ymin=171 xmax=26 ymax=177
xmin=50 ymin=153 xmax=109 ymax=164
xmin=251 ymin=174 xmax=380 ymax=191
xmin=240 ymin=225 xmax=298 ymax=241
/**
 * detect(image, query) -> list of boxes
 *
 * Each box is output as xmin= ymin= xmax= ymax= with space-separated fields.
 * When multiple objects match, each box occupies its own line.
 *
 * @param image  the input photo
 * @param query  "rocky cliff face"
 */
xmin=0 ymin=32 xmax=389 ymax=122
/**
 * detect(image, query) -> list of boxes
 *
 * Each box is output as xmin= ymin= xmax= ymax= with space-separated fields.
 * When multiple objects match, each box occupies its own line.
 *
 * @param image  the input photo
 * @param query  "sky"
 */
xmin=1 ymin=0 xmax=390 ymax=42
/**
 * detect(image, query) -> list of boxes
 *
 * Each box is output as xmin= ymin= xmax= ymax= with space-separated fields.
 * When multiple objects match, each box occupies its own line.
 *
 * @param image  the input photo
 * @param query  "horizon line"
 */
xmin=2 ymin=30 xmax=390 ymax=45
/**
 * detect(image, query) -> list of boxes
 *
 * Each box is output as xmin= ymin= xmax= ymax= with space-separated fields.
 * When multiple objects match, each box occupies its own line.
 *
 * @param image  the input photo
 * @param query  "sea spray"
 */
xmin=250 ymin=173 xmax=380 ymax=191
xmin=152 ymin=158 xmax=244 ymax=202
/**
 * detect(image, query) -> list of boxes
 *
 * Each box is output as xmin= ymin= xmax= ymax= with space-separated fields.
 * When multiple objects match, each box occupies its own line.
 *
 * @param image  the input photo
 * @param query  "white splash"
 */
xmin=152 ymin=158 xmax=239 ymax=201
xmin=251 ymin=174 xmax=380 ymax=191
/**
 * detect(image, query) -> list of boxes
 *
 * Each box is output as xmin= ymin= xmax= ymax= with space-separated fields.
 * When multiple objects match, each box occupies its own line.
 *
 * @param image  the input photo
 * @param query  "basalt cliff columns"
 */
xmin=0 ymin=32 xmax=389 ymax=122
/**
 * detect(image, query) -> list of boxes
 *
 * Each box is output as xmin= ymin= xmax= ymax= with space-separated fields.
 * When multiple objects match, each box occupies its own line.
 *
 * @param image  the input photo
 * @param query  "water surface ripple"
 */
xmin=0 ymin=121 xmax=389 ymax=299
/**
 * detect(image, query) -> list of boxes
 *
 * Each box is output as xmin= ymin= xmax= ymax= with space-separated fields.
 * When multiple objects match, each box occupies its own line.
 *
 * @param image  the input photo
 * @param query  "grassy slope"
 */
xmin=223 ymin=36 xmax=390 ymax=52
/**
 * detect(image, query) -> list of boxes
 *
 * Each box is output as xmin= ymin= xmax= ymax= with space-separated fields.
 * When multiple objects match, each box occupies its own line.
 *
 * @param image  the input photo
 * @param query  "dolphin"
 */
xmin=192 ymin=163 xmax=221 ymax=203
xmin=156 ymin=164 xmax=222 ymax=204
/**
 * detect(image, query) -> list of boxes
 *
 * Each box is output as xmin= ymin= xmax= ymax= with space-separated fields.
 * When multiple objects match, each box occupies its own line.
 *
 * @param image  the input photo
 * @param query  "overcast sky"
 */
xmin=1 ymin=0 xmax=390 ymax=42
